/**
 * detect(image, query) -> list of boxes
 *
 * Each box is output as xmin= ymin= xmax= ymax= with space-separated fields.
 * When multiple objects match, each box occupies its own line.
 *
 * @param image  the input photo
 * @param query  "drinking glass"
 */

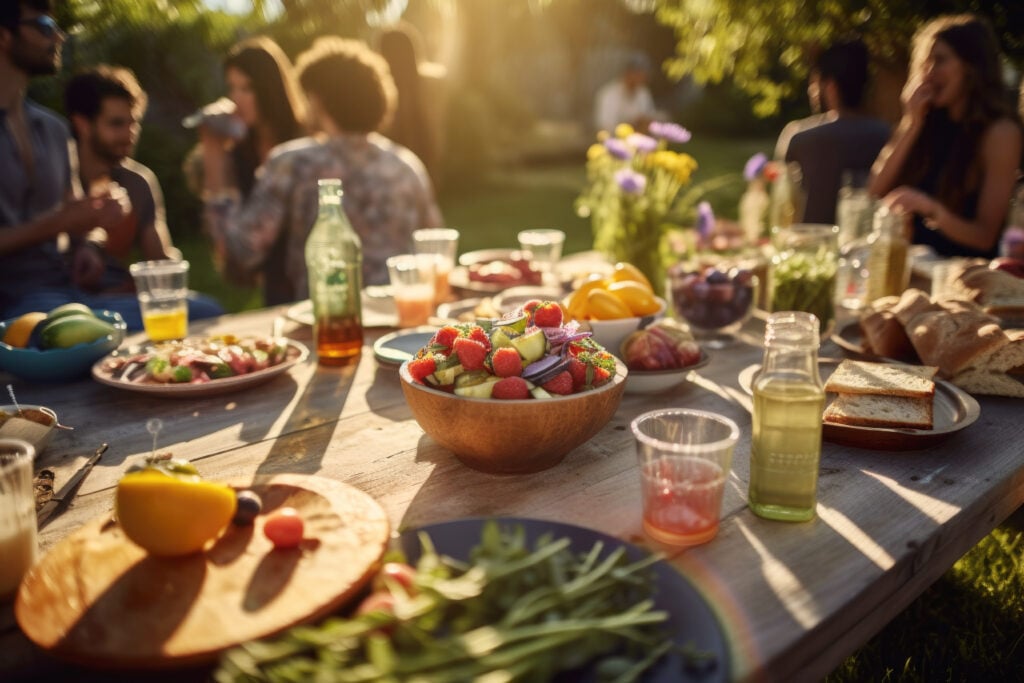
xmin=130 ymin=260 xmax=189 ymax=341
xmin=517 ymin=229 xmax=565 ymax=285
xmin=412 ymin=228 xmax=460 ymax=305
xmin=0 ymin=438 xmax=37 ymax=601
xmin=387 ymin=254 xmax=436 ymax=327
xmin=631 ymin=408 xmax=739 ymax=546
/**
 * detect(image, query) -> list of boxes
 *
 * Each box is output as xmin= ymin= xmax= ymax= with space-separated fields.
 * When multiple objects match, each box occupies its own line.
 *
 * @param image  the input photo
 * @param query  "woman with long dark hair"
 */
xmin=870 ymin=14 xmax=1022 ymax=258
xmin=199 ymin=36 xmax=307 ymax=304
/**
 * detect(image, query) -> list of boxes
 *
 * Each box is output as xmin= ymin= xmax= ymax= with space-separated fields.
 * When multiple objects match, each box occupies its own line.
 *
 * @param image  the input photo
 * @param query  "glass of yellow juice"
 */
xmin=387 ymin=254 xmax=436 ymax=328
xmin=130 ymin=260 xmax=190 ymax=341
xmin=412 ymin=228 xmax=459 ymax=306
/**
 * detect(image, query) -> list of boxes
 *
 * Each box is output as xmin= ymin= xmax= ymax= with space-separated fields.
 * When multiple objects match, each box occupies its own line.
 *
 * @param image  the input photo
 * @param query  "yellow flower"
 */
xmin=596 ymin=130 xmax=610 ymax=142
xmin=615 ymin=123 xmax=635 ymax=139
xmin=587 ymin=143 xmax=608 ymax=161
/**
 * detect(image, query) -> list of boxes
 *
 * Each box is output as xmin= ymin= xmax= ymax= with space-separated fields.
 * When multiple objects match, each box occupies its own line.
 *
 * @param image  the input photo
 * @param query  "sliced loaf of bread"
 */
xmin=824 ymin=360 xmax=937 ymax=398
xmin=823 ymin=393 xmax=934 ymax=430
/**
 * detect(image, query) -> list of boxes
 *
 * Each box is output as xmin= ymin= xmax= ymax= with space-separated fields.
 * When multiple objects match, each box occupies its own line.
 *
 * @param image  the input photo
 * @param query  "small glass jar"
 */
xmin=768 ymin=223 xmax=839 ymax=332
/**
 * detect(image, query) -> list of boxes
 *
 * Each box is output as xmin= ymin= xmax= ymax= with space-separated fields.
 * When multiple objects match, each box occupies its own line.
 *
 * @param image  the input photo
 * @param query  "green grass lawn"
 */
xmin=176 ymin=134 xmax=1024 ymax=680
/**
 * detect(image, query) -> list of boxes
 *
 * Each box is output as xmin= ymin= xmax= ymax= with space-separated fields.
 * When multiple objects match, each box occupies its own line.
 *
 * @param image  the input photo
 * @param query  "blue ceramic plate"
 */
xmin=373 ymin=327 xmax=436 ymax=366
xmin=398 ymin=517 xmax=729 ymax=682
xmin=0 ymin=309 xmax=126 ymax=383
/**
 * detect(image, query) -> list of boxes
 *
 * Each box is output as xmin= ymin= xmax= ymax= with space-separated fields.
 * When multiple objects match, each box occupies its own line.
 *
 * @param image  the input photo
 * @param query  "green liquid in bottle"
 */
xmin=749 ymin=378 xmax=824 ymax=521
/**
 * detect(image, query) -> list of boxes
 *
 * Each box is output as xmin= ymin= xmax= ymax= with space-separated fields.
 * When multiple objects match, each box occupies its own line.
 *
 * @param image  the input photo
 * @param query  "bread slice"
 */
xmin=824 ymin=360 xmax=937 ymax=398
xmin=951 ymin=369 xmax=1024 ymax=398
xmin=891 ymin=289 xmax=940 ymax=327
xmin=823 ymin=393 xmax=934 ymax=429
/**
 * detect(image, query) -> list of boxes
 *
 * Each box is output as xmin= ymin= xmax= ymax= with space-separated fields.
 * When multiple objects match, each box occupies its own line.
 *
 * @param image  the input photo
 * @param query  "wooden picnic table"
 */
xmin=2 ymin=304 xmax=1022 ymax=682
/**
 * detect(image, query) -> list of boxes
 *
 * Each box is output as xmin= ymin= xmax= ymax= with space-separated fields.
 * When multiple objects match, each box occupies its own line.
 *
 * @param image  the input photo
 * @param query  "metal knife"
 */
xmin=36 ymin=443 xmax=108 ymax=530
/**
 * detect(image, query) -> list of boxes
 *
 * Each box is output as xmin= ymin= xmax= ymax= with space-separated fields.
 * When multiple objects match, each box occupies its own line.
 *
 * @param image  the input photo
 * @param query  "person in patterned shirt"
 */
xmin=202 ymin=36 xmax=443 ymax=302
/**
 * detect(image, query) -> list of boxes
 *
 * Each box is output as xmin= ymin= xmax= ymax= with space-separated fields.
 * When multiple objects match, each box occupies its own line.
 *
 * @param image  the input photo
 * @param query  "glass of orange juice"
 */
xmin=387 ymin=254 xmax=436 ymax=328
xmin=631 ymin=408 xmax=739 ymax=546
xmin=0 ymin=438 xmax=37 ymax=601
xmin=412 ymin=228 xmax=459 ymax=306
xmin=129 ymin=260 xmax=190 ymax=341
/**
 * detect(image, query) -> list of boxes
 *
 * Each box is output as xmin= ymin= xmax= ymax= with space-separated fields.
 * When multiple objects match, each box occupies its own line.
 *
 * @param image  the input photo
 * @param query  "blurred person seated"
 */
xmin=188 ymin=36 xmax=308 ymax=306
xmin=202 ymin=37 xmax=443 ymax=301
xmin=64 ymin=64 xmax=222 ymax=322
xmin=378 ymin=22 xmax=446 ymax=190
xmin=777 ymin=39 xmax=891 ymax=224
xmin=870 ymin=15 xmax=1023 ymax=258
xmin=65 ymin=65 xmax=180 ymax=291
xmin=0 ymin=1 xmax=137 ymax=323
xmin=594 ymin=52 xmax=665 ymax=134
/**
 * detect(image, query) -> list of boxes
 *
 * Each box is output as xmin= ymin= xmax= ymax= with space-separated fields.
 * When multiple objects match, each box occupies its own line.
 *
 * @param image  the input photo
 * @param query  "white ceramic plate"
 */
xmin=91 ymin=339 xmax=309 ymax=398
xmin=286 ymin=293 xmax=398 ymax=329
xmin=737 ymin=359 xmax=981 ymax=450
xmin=624 ymin=350 xmax=712 ymax=394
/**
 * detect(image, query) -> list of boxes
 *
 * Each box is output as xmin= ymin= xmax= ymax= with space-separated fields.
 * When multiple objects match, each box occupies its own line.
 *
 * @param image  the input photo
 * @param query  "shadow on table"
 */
xmin=363 ymin=363 xmax=411 ymax=421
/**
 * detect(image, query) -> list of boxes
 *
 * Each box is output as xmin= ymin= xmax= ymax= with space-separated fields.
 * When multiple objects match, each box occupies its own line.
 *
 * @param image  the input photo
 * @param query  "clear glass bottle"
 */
xmin=749 ymin=311 xmax=825 ymax=522
xmin=768 ymin=223 xmax=839 ymax=331
xmin=739 ymin=178 xmax=770 ymax=244
xmin=305 ymin=179 xmax=363 ymax=365
xmin=769 ymin=161 xmax=805 ymax=234
xmin=864 ymin=205 xmax=911 ymax=303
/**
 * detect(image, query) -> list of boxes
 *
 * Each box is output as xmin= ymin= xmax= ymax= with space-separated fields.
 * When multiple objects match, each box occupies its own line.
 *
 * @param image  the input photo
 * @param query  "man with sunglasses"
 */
xmin=0 ymin=1 xmax=137 ymax=322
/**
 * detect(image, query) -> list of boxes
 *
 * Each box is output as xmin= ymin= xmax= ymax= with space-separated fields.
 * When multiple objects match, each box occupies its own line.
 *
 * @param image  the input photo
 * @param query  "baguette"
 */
xmin=823 ymin=393 xmax=933 ymax=430
xmin=824 ymin=360 xmax=937 ymax=398
xmin=859 ymin=310 xmax=917 ymax=361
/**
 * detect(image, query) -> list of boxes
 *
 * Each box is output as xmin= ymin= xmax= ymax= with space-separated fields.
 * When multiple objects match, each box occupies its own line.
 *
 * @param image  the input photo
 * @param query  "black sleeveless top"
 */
xmin=911 ymin=115 xmax=996 ymax=259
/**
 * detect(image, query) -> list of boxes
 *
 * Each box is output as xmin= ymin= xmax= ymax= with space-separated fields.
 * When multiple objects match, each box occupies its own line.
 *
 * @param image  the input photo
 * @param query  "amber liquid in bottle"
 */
xmin=316 ymin=314 xmax=362 ymax=365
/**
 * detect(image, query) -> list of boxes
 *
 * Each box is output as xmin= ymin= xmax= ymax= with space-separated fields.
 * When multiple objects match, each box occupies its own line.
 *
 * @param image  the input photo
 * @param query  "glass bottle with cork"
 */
xmin=864 ymin=205 xmax=911 ymax=303
xmin=748 ymin=311 xmax=825 ymax=522
xmin=305 ymin=179 xmax=363 ymax=365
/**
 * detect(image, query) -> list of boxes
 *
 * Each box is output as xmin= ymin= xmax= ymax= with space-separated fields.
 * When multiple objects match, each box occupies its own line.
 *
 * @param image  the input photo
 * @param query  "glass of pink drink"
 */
xmin=631 ymin=409 xmax=739 ymax=546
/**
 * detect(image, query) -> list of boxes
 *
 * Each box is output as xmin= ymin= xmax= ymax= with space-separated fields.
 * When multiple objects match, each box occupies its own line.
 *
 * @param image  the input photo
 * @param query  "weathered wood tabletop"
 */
xmin=2 ymin=305 xmax=1022 ymax=682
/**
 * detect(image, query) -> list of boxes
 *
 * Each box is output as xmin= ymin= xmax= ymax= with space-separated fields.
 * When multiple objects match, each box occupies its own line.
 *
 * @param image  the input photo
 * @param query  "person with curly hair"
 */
xmin=870 ymin=14 xmax=1023 ymax=258
xmin=202 ymin=37 xmax=442 ymax=302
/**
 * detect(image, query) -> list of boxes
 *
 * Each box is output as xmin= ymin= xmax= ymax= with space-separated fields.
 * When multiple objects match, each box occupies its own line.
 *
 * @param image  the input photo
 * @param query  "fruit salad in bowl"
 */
xmin=399 ymin=300 xmax=627 ymax=474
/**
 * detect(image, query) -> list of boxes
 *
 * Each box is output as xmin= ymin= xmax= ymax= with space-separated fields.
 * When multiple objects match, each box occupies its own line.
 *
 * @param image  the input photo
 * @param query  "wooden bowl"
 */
xmin=399 ymin=359 xmax=628 ymax=474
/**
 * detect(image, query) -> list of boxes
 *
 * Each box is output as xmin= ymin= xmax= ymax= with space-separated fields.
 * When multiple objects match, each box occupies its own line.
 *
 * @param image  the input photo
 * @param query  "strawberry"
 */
xmin=407 ymin=356 xmax=437 ymax=384
xmin=591 ymin=366 xmax=612 ymax=386
xmin=541 ymin=371 xmax=573 ymax=395
xmin=521 ymin=299 xmax=543 ymax=318
xmin=490 ymin=347 xmax=523 ymax=377
xmin=568 ymin=357 xmax=588 ymax=389
xmin=452 ymin=337 xmax=487 ymax=371
xmin=492 ymin=376 xmax=530 ymax=400
xmin=430 ymin=326 xmax=460 ymax=352
xmin=466 ymin=325 xmax=492 ymax=352
xmin=533 ymin=301 xmax=563 ymax=328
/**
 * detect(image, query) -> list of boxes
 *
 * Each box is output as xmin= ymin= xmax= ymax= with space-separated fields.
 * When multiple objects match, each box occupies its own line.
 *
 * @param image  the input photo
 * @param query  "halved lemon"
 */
xmin=116 ymin=470 xmax=237 ymax=557
xmin=3 ymin=311 xmax=47 ymax=348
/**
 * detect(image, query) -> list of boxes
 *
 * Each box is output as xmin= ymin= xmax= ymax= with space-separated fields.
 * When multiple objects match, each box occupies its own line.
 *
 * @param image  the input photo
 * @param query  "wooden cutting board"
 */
xmin=15 ymin=473 xmax=390 ymax=669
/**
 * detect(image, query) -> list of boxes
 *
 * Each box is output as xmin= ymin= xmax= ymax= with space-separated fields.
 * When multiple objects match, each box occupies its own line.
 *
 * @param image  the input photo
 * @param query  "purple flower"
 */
xmin=627 ymin=133 xmax=658 ymax=153
xmin=744 ymin=152 xmax=768 ymax=181
xmin=604 ymin=138 xmax=633 ymax=160
xmin=696 ymin=201 xmax=715 ymax=239
xmin=615 ymin=168 xmax=647 ymax=195
xmin=648 ymin=121 xmax=692 ymax=144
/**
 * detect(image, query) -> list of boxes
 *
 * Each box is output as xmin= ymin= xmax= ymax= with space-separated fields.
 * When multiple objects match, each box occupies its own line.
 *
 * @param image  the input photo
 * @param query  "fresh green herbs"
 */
xmin=215 ymin=522 xmax=683 ymax=682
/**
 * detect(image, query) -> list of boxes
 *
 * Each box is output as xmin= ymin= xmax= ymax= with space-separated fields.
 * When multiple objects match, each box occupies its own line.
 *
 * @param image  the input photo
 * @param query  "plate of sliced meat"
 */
xmin=92 ymin=335 xmax=309 ymax=397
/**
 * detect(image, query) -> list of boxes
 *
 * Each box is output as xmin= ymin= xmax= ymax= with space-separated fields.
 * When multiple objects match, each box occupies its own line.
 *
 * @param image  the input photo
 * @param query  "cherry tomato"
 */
xmin=372 ymin=562 xmax=418 ymax=596
xmin=263 ymin=507 xmax=304 ymax=548
xmin=356 ymin=591 xmax=397 ymax=616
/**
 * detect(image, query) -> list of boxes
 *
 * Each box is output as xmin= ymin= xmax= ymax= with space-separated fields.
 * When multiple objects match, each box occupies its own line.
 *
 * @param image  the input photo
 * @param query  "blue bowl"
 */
xmin=0 ymin=310 xmax=127 ymax=382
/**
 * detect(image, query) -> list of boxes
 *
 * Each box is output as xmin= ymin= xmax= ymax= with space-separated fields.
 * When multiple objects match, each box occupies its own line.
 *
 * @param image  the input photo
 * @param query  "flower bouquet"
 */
xmin=576 ymin=123 xmax=736 ymax=294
